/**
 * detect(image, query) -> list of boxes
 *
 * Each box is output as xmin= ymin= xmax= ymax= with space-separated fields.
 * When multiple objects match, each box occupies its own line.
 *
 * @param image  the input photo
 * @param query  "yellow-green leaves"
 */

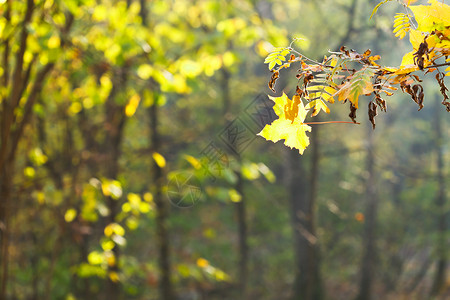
xmin=393 ymin=13 xmax=410 ymax=40
xmin=258 ymin=93 xmax=311 ymax=154
xmin=264 ymin=47 xmax=290 ymax=70
xmin=337 ymin=67 xmax=375 ymax=109
xmin=305 ymin=100 xmax=330 ymax=116
xmin=306 ymin=85 xmax=336 ymax=104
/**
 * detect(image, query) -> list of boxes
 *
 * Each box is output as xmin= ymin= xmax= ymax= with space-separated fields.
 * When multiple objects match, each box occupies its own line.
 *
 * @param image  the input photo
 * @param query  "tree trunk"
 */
xmin=0 ymin=161 xmax=13 ymax=300
xmin=220 ymin=66 xmax=249 ymax=299
xmin=139 ymin=1 xmax=175 ymax=299
xmin=288 ymin=125 xmax=322 ymax=300
xmin=102 ymin=67 xmax=128 ymax=300
xmin=355 ymin=126 xmax=378 ymax=300
xmin=0 ymin=3 xmax=73 ymax=296
xmin=235 ymin=164 xmax=248 ymax=299
xmin=430 ymin=94 xmax=447 ymax=296
xmin=150 ymin=97 xmax=175 ymax=300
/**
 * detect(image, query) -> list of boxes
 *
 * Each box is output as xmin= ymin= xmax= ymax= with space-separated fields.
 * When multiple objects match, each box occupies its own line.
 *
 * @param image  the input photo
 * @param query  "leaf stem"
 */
xmin=303 ymin=121 xmax=361 ymax=125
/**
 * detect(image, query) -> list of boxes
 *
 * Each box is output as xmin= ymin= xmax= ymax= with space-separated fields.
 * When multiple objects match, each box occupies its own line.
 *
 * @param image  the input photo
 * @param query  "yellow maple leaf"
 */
xmin=258 ymin=93 xmax=311 ymax=154
xmin=410 ymin=0 xmax=450 ymax=32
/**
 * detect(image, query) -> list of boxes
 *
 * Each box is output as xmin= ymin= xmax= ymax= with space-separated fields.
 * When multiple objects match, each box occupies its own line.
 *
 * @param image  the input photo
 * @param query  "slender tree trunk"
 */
xmin=150 ymin=97 xmax=175 ymax=300
xmin=288 ymin=125 xmax=322 ymax=300
xmin=139 ymin=1 xmax=175 ymax=299
xmin=430 ymin=95 xmax=447 ymax=296
xmin=308 ymin=126 xmax=323 ymax=300
xmin=103 ymin=69 xmax=127 ymax=300
xmin=220 ymin=66 xmax=249 ymax=298
xmin=355 ymin=126 xmax=378 ymax=300
xmin=0 ymin=161 xmax=13 ymax=300
xmin=235 ymin=164 xmax=248 ymax=298
xmin=0 ymin=4 xmax=73 ymax=297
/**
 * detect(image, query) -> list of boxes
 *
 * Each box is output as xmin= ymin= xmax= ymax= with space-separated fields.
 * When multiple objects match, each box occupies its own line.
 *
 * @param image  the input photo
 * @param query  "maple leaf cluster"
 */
xmin=259 ymin=0 xmax=450 ymax=155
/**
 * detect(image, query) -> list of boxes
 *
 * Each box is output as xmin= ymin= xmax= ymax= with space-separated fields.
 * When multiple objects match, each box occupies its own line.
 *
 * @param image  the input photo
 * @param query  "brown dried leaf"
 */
xmin=368 ymin=101 xmax=377 ymax=129
xmin=349 ymin=102 xmax=357 ymax=123
xmin=268 ymin=70 xmax=279 ymax=92
xmin=436 ymin=73 xmax=450 ymax=111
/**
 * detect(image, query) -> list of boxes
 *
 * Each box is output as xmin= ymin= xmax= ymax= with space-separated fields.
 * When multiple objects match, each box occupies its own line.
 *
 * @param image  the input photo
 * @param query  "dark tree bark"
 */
xmin=0 ymin=160 xmax=13 ymax=300
xmin=103 ymin=70 xmax=128 ymax=300
xmin=150 ymin=96 xmax=175 ymax=300
xmin=355 ymin=126 xmax=378 ymax=300
xmin=0 ymin=3 xmax=73 ymax=296
xmin=234 ymin=161 xmax=248 ymax=299
xmin=139 ymin=1 xmax=175 ymax=299
xmin=220 ymin=66 xmax=249 ymax=299
xmin=288 ymin=126 xmax=323 ymax=300
xmin=430 ymin=94 xmax=447 ymax=296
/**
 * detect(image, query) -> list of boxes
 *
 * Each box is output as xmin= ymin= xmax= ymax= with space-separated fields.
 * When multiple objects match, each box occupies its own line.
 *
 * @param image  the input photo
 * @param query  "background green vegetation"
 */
xmin=0 ymin=0 xmax=448 ymax=299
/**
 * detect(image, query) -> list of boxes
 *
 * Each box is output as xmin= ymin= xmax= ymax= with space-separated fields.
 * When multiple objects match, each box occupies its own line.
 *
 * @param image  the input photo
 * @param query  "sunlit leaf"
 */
xmin=87 ymin=251 xmax=104 ymax=265
xmin=228 ymin=189 xmax=242 ymax=203
xmin=337 ymin=68 xmax=375 ymax=109
xmin=197 ymin=258 xmax=209 ymax=268
xmin=264 ymin=47 xmax=290 ymax=70
xmin=47 ymin=35 xmax=60 ymax=48
xmin=410 ymin=0 xmax=450 ymax=32
xmin=393 ymin=13 xmax=410 ymax=40
xmin=305 ymin=99 xmax=330 ymax=116
xmin=125 ymin=94 xmax=140 ymax=117
xmin=258 ymin=93 xmax=311 ymax=154
xmin=137 ymin=64 xmax=153 ymax=80
xmin=152 ymin=152 xmax=166 ymax=168
xmin=64 ymin=208 xmax=77 ymax=223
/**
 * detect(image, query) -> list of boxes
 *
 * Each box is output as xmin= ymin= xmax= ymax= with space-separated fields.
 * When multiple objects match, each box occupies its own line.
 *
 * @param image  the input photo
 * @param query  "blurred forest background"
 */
xmin=0 ymin=0 xmax=449 ymax=299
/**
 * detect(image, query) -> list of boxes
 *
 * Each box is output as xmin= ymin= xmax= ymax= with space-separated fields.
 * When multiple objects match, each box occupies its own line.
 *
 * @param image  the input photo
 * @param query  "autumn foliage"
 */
xmin=260 ymin=0 xmax=450 ymax=154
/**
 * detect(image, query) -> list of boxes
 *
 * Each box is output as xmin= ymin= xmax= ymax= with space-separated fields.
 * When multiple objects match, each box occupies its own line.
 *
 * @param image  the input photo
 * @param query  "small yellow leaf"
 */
xmin=64 ymin=208 xmax=77 ymax=223
xmin=197 ymin=258 xmax=209 ymax=268
xmin=24 ymin=166 xmax=35 ymax=178
xmin=229 ymin=189 xmax=242 ymax=203
xmin=87 ymin=251 xmax=104 ymax=265
xmin=109 ymin=271 xmax=120 ymax=282
xmin=106 ymin=253 xmax=116 ymax=267
xmin=137 ymin=64 xmax=153 ymax=79
xmin=104 ymin=224 xmax=114 ymax=237
xmin=305 ymin=99 xmax=330 ymax=116
xmin=104 ymin=223 xmax=125 ymax=237
xmin=143 ymin=192 xmax=153 ymax=202
xmin=184 ymin=154 xmax=201 ymax=169
xmin=47 ymin=35 xmax=60 ymax=48
xmin=445 ymin=66 xmax=450 ymax=76
xmin=101 ymin=240 xmax=115 ymax=251
xmin=152 ymin=152 xmax=166 ymax=168
xmin=125 ymin=94 xmax=141 ymax=117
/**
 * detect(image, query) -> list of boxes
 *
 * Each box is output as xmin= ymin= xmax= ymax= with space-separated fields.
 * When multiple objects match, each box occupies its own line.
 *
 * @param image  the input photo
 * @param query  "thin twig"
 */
xmin=304 ymin=121 xmax=361 ymax=125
